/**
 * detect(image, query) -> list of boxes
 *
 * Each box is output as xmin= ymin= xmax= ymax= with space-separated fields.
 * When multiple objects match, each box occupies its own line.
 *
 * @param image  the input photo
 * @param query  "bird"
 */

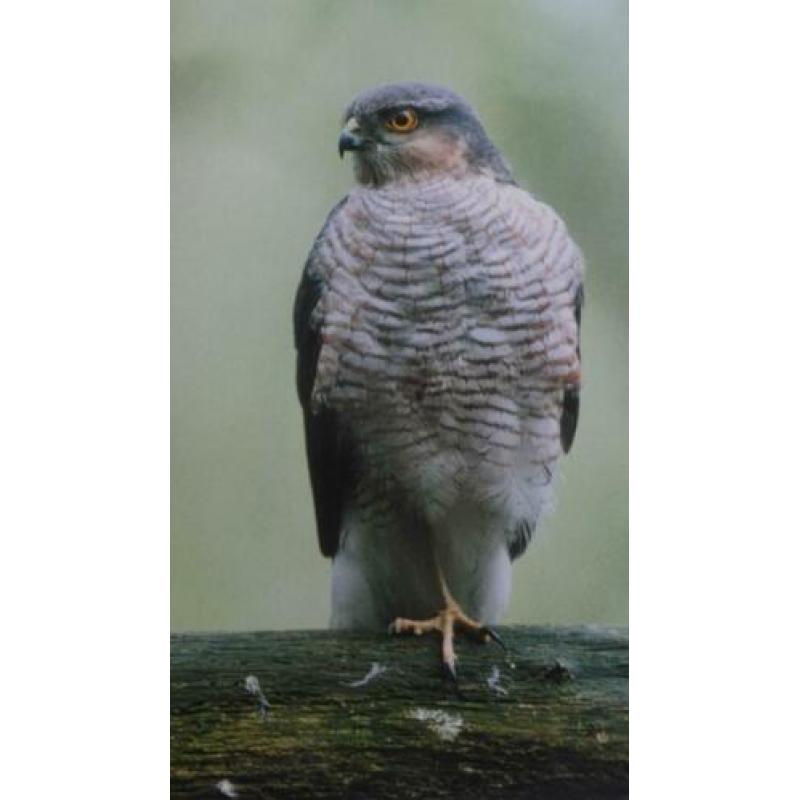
xmin=293 ymin=82 xmax=583 ymax=676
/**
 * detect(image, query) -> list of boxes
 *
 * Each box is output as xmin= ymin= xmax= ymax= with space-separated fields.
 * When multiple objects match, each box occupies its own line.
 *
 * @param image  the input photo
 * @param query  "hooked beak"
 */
xmin=338 ymin=117 xmax=368 ymax=158
xmin=338 ymin=129 xmax=368 ymax=158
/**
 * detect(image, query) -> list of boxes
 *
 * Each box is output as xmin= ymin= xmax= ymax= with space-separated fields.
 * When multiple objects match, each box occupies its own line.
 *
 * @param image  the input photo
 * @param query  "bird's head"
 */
xmin=338 ymin=82 xmax=512 ymax=187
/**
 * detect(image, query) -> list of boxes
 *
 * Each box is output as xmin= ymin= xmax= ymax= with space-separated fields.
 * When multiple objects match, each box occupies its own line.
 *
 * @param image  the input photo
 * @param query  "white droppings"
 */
xmin=216 ymin=779 xmax=238 ymax=798
xmin=408 ymin=708 xmax=464 ymax=742
xmin=244 ymin=674 xmax=270 ymax=717
xmin=347 ymin=662 xmax=388 ymax=688
xmin=487 ymin=665 xmax=509 ymax=696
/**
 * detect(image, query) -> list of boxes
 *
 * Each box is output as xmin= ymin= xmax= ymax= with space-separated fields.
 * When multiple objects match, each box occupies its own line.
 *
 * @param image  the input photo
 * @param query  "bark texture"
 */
xmin=171 ymin=626 xmax=628 ymax=799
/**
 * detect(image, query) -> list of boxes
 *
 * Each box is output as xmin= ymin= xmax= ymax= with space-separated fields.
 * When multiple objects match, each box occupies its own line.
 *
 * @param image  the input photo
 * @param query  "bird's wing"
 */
xmin=518 ymin=195 xmax=584 ymax=456
xmin=504 ymin=190 xmax=585 ymax=561
xmin=293 ymin=200 xmax=359 ymax=558
xmin=560 ymin=281 xmax=583 ymax=454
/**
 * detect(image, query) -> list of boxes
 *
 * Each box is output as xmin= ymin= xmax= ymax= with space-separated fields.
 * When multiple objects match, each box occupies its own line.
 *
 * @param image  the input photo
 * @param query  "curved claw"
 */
xmin=480 ymin=627 xmax=506 ymax=650
xmin=443 ymin=659 xmax=458 ymax=682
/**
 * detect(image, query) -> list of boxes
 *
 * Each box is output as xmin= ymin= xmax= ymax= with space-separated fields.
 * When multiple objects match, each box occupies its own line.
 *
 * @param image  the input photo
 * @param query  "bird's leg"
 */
xmin=388 ymin=566 xmax=503 ymax=678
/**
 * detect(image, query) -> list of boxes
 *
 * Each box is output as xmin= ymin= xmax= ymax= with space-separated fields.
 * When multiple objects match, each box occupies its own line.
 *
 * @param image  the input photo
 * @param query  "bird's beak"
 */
xmin=338 ymin=117 xmax=367 ymax=158
xmin=338 ymin=130 xmax=368 ymax=158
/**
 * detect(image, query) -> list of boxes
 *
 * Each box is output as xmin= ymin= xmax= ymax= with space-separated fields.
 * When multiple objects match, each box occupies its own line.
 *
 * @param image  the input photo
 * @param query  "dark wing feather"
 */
xmin=560 ymin=282 xmax=583 ymax=454
xmin=511 ymin=284 xmax=582 ymax=562
xmin=293 ymin=205 xmax=358 ymax=558
xmin=508 ymin=519 xmax=536 ymax=561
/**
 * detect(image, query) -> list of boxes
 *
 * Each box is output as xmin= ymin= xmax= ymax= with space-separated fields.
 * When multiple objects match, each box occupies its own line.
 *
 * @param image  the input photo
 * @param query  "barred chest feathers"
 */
xmin=309 ymin=173 xmax=582 ymax=530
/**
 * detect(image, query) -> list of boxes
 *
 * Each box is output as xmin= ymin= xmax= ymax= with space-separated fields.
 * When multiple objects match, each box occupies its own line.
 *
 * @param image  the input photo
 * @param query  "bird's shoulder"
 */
xmin=493 ymin=182 xmax=585 ymax=454
xmin=500 ymin=181 xmax=575 ymax=235
xmin=496 ymin=182 xmax=585 ymax=288
xmin=293 ymin=197 xmax=350 ymax=344
xmin=294 ymin=195 xmax=361 ymax=559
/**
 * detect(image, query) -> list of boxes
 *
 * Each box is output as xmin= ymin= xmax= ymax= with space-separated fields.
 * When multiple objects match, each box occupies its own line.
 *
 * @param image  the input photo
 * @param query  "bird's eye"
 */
xmin=385 ymin=109 xmax=419 ymax=133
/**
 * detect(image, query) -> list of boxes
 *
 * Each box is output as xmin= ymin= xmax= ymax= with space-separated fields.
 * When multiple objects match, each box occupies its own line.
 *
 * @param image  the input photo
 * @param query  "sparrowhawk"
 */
xmin=294 ymin=82 xmax=583 ymax=674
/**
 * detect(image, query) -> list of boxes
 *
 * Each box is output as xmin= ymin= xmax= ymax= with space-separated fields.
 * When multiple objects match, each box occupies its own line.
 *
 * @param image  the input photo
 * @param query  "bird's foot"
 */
xmin=388 ymin=605 xmax=503 ymax=679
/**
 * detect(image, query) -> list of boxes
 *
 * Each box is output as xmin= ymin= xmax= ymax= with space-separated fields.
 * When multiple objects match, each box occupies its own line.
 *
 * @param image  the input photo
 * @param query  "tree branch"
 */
xmin=171 ymin=626 xmax=628 ymax=799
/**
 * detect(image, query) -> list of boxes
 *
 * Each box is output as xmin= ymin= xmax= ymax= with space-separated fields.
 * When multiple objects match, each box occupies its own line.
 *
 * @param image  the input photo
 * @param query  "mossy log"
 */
xmin=171 ymin=626 xmax=628 ymax=799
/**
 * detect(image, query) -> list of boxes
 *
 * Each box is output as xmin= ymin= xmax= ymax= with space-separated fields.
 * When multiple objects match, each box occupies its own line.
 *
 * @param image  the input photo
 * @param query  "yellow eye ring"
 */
xmin=385 ymin=109 xmax=419 ymax=133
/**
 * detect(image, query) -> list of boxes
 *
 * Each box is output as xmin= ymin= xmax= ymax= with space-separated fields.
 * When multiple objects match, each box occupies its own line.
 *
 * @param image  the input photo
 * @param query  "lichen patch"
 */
xmin=216 ymin=778 xmax=238 ymax=798
xmin=347 ymin=662 xmax=388 ymax=688
xmin=407 ymin=708 xmax=464 ymax=741
xmin=487 ymin=665 xmax=509 ymax=696
xmin=243 ymin=674 xmax=270 ymax=718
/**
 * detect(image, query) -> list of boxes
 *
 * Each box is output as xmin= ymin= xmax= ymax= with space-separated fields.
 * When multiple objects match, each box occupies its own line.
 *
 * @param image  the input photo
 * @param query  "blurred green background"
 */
xmin=171 ymin=0 xmax=627 ymax=632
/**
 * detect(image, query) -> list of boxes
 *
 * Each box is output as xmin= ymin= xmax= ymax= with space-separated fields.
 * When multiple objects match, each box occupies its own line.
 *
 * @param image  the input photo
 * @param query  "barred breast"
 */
xmin=309 ymin=174 xmax=582 ymax=527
